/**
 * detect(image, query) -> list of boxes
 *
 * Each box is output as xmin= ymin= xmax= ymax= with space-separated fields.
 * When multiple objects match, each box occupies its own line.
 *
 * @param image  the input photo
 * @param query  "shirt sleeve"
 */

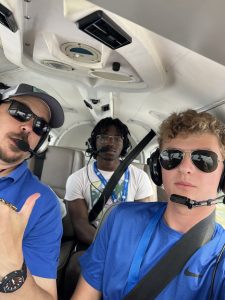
xmin=64 ymin=169 xmax=84 ymax=201
xmin=134 ymin=169 xmax=154 ymax=200
xmin=22 ymin=189 xmax=62 ymax=278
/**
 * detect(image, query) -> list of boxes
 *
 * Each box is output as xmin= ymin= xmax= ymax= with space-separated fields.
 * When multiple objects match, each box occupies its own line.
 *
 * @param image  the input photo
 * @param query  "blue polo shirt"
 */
xmin=0 ymin=161 xmax=62 ymax=278
xmin=80 ymin=202 xmax=225 ymax=299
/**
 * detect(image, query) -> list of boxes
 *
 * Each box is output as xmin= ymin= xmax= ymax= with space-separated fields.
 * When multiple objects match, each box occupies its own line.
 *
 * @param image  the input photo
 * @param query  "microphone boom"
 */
xmin=16 ymin=140 xmax=37 ymax=157
xmin=170 ymin=194 xmax=225 ymax=209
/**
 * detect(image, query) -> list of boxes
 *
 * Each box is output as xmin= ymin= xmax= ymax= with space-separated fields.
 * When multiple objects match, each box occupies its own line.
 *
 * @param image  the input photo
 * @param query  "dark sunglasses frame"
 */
xmin=7 ymin=99 xmax=51 ymax=136
xmin=159 ymin=148 xmax=223 ymax=173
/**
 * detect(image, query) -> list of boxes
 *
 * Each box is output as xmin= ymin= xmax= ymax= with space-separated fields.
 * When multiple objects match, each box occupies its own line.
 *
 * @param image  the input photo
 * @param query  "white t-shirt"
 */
xmin=65 ymin=162 xmax=153 ymax=211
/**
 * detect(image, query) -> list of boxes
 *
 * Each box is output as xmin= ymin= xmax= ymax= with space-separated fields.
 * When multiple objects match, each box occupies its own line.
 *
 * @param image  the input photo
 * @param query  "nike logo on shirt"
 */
xmin=184 ymin=268 xmax=203 ymax=278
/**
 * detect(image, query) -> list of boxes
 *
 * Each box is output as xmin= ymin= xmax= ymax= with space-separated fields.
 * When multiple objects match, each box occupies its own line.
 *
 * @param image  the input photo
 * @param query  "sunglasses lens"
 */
xmin=192 ymin=150 xmax=218 ymax=173
xmin=8 ymin=100 xmax=50 ymax=136
xmin=8 ymin=101 xmax=32 ymax=122
xmin=33 ymin=118 xmax=50 ymax=136
xmin=160 ymin=149 xmax=183 ymax=170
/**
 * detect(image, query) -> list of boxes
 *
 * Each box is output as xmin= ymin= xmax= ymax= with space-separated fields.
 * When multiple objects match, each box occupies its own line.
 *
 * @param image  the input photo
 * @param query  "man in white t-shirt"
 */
xmin=63 ymin=117 xmax=154 ymax=297
xmin=66 ymin=160 xmax=152 ymax=226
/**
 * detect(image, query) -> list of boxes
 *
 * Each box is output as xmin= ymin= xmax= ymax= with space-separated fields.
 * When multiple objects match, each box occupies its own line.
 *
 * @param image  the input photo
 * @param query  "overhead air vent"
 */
xmin=0 ymin=3 xmax=18 ymax=32
xmin=77 ymin=10 xmax=132 ymax=50
xmin=40 ymin=60 xmax=74 ymax=71
xmin=61 ymin=42 xmax=101 ymax=63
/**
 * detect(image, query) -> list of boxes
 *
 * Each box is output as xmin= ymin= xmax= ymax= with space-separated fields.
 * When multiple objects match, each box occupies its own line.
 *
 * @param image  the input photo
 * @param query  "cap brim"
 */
xmin=1 ymin=83 xmax=64 ymax=128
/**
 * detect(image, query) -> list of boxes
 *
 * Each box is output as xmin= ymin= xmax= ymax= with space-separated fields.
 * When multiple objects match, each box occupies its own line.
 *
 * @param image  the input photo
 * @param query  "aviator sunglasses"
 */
xmin=159 ymin=149 xmax=223 ymax=173
xmin=7 ymin=100 xmax=50 ymax=136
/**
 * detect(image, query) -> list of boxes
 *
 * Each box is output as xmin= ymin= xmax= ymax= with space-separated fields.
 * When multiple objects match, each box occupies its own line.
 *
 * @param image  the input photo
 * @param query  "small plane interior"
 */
xmin=28 ymin=144 xmax=161 ymax=297
xmin=1 ymin=0 xmax=225 ymax=160
xmin=1 ymin=0 xmax=225 ymax=298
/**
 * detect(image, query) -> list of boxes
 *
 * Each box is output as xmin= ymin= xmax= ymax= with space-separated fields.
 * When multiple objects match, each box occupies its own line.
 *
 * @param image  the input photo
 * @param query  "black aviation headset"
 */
xmin=148 ymin=148 xmax=225 ymax=193
xmin=86 ymin=117 xmax=132 ymax=158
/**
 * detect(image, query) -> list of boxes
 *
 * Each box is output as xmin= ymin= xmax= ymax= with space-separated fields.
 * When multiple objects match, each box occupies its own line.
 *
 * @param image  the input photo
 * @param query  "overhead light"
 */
xmin=89 ymin=70 xmax=135 ymax=82
xmin=40 ymin=60 xmax=75 ymax=71
xmin=0 ymin=3 xmax=18 ymax=33
xmin=77 ymin=10 xmax=132 ymax=50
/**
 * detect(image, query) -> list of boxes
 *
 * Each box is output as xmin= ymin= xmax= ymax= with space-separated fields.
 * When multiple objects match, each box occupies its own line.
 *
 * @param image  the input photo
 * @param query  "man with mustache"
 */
xmin=0 ymin=83 xmax=64 ymax=299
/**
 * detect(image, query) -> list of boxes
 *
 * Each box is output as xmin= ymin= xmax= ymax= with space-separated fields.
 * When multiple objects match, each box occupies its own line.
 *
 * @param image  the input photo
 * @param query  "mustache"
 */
xmin=7 ymin=132 xmax=29 ymax=143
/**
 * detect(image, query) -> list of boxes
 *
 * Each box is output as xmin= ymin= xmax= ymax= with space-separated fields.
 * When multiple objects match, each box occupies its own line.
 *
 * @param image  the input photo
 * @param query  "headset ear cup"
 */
xmin=121 ymin=143 xmax=131 ymax=157
xmin=86 ymin=137 xmax=93 ymax=154
xmin=125 ymin=141 xmax=132 ymax=155
xmin=218 ymin=163 xmax=225 ymax=193
xmin=36 ymin=135 xmax=50 ymax=154
xmin=148 ymin=148 xmax=162 ymax=186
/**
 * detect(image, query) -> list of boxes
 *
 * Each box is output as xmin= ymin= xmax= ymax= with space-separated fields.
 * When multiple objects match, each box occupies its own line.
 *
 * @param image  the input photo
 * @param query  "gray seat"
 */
xmin=132 ymin=162 xmax=158 ymax=201
xmin=40 ymin=145 xmax=85 ymax=198
xmin=28 ymin=145 xmax=85 ymax=297
xmin=40 ymin=146 xmax=85 ymax=239
xmin=94 ymin=202 xmax=120 ymax=239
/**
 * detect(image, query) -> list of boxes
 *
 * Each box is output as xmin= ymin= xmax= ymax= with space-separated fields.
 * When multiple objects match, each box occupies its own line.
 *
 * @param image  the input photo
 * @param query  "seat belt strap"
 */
xmin=123 ymin=211 xmax=215 ymax=300
xmin=88 ymin=129 xmax=156 ymax=223
xmin=33 ymin=150 xmax=47 ymax=180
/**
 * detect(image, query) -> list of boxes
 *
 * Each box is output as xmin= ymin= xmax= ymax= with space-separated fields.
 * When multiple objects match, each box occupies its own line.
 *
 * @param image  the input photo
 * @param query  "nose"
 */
xmin=177 ymin=152 xmax=194 ymax=173
xmin=107 ymin=136 xmax=115 ymax=145
xmin=20 ymin=119 xmax=33 ymax=135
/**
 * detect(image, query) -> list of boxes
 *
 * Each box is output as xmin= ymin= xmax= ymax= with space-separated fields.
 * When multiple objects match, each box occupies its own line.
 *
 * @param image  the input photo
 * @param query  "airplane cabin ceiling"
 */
xmin=90 ymin=0 xmax=225 ymax=67
xmin=0 ymin=0 xmax=225 ymax=154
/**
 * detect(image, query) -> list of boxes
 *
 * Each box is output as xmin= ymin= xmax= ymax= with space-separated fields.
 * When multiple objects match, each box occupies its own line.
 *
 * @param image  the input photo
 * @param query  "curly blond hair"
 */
xmin=158 ymin=109 xmax=225 ymax=157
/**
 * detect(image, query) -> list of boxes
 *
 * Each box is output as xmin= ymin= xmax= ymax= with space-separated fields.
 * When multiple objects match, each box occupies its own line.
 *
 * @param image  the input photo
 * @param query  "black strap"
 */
xmin=32 ymin=150 xmax=47 ymax=179
xmin=123 ymin=211 xmax=215 ymax=300
xmin=88 ymin=130 xmax=156 ymax=223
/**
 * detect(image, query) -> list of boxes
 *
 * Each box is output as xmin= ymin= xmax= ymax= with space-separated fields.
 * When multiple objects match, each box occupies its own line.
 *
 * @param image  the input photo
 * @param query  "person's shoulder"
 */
xmin=214 ymin=223 xmax=225 ymax=238
xmin=103 ymin=202 xmax=166 ymax=231
xmin=39 ymin=183 xmax=59 ymax=204
xmin=205 ymin=224 xmax=225 ymax=269
xmin=204 ymin=223 xmax=225 ymax=254
xmin=26 ymin=168 xmax=51 ymax=190
xmin=25 ymin=169 xmax=59 ymax=203
xmin=117 ymin=201 xmax=166 ymax=210
xmin=67 ymin=165 xmax=87 ymax=180
xmin=18 ymin=171 xmax=61 ymax=223
xmin=129 ymin=163 xmax=143 ymax=172
xmin=115 ymin=201 xmax=166 ymax=218
xmin=129 ymin=164 xmax=148 ymax=176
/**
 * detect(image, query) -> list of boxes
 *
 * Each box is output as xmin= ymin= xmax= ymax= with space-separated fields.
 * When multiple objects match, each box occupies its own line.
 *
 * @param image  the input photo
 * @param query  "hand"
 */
xmin=0 ymin=193 xmax=40 ymax=277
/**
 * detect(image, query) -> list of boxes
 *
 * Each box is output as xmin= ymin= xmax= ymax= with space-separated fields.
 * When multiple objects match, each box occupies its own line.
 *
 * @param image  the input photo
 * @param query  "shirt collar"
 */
xmin=5 ymin=161 xmax=28 ymax=182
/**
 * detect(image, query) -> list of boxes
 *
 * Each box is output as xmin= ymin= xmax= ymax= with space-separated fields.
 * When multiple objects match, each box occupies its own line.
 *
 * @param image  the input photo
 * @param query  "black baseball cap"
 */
xmin=1 ymin=83 xmax=64 ymax=128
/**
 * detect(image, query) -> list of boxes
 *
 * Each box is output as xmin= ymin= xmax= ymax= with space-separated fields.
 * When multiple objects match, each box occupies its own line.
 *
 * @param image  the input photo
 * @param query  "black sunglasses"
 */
xmin=7 ymin=100 xmax=51 ymax=136
xmin=159 ymin=149 xmax=223 ymax=173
